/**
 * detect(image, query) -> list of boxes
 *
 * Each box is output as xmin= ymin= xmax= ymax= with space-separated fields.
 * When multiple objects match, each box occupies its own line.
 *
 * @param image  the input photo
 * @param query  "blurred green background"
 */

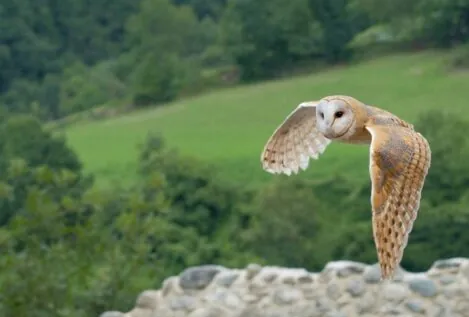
xmin=1 ymin=0 xmax=469 ymax=315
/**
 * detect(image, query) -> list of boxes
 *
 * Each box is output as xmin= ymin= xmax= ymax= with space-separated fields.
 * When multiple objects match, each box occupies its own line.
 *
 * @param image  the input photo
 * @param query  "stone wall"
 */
xmin=100 ymin=258 xmax=469 ymax=317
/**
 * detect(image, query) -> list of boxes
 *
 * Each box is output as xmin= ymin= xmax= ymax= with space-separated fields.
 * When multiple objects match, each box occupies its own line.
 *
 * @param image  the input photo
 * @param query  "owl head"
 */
xmin=315 ymin=95 xmax=361 ymax=140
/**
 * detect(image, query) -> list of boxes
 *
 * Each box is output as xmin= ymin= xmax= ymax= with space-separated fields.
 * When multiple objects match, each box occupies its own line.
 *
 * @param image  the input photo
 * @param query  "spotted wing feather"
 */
xmin=261 ymin=102 xmax=331 ymax=175
xmin=366 ymin=124 xmax=431 ymax=280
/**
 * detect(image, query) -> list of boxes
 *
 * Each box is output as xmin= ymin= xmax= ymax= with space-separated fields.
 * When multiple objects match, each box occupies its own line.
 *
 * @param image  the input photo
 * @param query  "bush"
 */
xmin=413 ymin=109 xmax=469 ymax=205
xmin=0 ymin=114 xmax=92 ymax=225
xmin=131 ymin=53 xmax=185 ymax=107
xmin=59 ymin=61 xmax=128 ymax=116
xmin=447 ymin=43 xmax=469 ymax=70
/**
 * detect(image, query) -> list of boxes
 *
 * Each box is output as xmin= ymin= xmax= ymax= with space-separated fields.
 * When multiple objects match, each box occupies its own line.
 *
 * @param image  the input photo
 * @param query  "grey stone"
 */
xmin=326 ymin=311 xmax=347 ymax=317
xmin=215 ymin=271 xmax=239 ymax=288
xmin=379 ymin=304 xmax=405 ymax=315
xmin=317 ymin=269 xmax=334 ymax=284
xmin=189 ymin=307 xmax=230 ymax=317
xmin=237 ymin=306 xmax=270 ymax=317
xmin=460 ymin=263 xmax=469 ymax=280
xmin=326 ymin=283 xmax=341 ymax=300
xmin=383 ymin=283 xmax=409 ymax=302
xmin=363 ymin=264 xmax=381 ymax=284
xmin=204 ymin=289 xmax=242 ymax=309
xmin=135 ymin=290 xmax=159 ymax=310
xmin=179 ymin=265 xmax=225 ymax=290
xmin=282 ymin=276 xmax=296 ymax=285
xmin=169 ymin=295 xmax=197 ymax=311
xmin=246 ymin=263 xmax=262 ymax=280
xmin=204 ymin=288 xmax=226 ymax=302
xmin=325 ymin=261 xmax=367 ymax=278
xmin=152 ymin=307 xmax=172 ymax=317
xmin=408 ymin=277 xmax=438 ymax=297
xmin=242 ymin=294 xmax=259 ymax=304
xmin=162 ymin=276 xmax=177 ymax=296
xmin=189 ymin=308 xmax=211 ymax=317
xmin=431 ymin=258 xmax=466 ymax=270
xmin=298 ymin=274 xmax=314 ymax=284
xmin=302 ymin=285 xmax=319 ymax=299
xmin=434 ymin=305 xmax=452 ymax=317
xmin=223 ymin=293 xmax=243 ymax=309
xmin=442 ymin=284 xmax=467 ymax=299
xmin=248 ymin=278 xmax=268 ymax=295
xmin=100 ymin=312 xmax=125 ymax=317
xmin=316 ymin=297 xmax=334 ymax=313
xmin=356 ymin=293 xmax=376 ymax=313
xmin=405 ymin=299 xmax=426 ymax=314
xmin=439 ymin=275 xmax=456 ymax=285
xmin=455 ymin=300 xmax=469 ymax=314
xmin=262 ymin=272 xmax=277 ymax=283
xmin=346 ymin=278 xmax=365 ymax=297
xmin=290 ymin=303 xmax=323 ymax=317
xmin=273 ymin=288 xmax=302 ymax=305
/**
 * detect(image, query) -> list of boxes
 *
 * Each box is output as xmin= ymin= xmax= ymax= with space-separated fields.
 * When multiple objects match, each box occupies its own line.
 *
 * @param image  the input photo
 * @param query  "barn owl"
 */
xmin=260 ymin=95 xmax=431 ymax=280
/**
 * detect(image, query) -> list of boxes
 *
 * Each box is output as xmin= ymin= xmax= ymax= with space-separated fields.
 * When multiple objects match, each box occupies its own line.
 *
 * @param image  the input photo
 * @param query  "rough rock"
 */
xmin=408 ymin=276 xmax=438 ymax=297
xmin=179 ymin=265 xmax=225 ymax=290
xmin=100 ymin=312 xmax=125 ymax=317
xmin=100 ymin=257 xmax=469 ymax=317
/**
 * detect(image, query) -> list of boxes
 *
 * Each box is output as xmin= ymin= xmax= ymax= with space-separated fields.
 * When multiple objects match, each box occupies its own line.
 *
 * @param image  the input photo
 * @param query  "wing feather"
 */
xmin=261 ymin=102 xmax=331 ymax=175
xmin=366 ymin=124 xmax=431 ymax=280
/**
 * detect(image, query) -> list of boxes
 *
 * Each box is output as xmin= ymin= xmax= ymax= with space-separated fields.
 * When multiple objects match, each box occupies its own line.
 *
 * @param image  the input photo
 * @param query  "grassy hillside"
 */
xmin=64 ymin=50 xmax=469 ymax=188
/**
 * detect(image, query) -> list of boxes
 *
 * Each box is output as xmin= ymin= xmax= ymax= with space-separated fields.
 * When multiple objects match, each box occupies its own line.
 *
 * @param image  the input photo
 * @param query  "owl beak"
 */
xmin=326 ymin=117 xmax=336 ymax=129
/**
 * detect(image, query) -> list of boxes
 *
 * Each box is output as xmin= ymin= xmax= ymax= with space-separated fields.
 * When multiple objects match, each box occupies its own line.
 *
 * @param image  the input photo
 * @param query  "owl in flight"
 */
xmin=260 ymin=95 xmax=431 ymax=280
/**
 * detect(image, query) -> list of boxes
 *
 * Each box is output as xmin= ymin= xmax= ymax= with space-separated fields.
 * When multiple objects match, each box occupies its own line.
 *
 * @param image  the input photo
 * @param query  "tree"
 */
xmin=309 ymin=0 xmax=371 ymax=62
xmin=220 ymin=0 xmax=324 ymax=80
xmin=413 ymin=109 xmax=469 ymax=205
xmin=0 ymin=114 xmax=92 ymax=225
xmin=171 ymin=0 xmax=228 ymax=20
xmin=241 ymin=176 xmax=364 ymax=271
xmin=0 ymin=114 xmax=82 ymax=173
xmin=124 ymin=0 xmax=206 ymax=105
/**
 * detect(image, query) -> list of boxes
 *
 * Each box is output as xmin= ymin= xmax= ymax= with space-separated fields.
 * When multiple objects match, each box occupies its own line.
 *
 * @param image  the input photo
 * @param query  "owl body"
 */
xmin=260 ymin=95 xmax=431 ymax=281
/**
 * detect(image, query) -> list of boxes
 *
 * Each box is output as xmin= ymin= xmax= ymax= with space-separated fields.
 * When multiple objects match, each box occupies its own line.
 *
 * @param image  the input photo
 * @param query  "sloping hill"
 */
xmin=64 ymin=51 xmax=469 ymax=187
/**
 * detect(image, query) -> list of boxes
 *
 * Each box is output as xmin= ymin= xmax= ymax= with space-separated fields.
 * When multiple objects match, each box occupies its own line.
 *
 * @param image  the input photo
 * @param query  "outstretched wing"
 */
xmin=260 ymin=101 xmax=331 ymax=175
xmin=366 ymin=124 xmax=431 ymax=280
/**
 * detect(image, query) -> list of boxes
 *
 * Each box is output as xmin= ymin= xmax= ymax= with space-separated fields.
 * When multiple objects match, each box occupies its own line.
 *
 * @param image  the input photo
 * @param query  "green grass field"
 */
xmin=63 ymin=50 xmax=469 ymax=188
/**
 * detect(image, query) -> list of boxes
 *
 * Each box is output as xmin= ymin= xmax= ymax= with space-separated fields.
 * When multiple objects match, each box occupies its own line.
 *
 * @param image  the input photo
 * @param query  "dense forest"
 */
xmin=1 ymin=0 xmax=469 ymax=316
xmin=2 ymin=0 xmax=469 ymax=120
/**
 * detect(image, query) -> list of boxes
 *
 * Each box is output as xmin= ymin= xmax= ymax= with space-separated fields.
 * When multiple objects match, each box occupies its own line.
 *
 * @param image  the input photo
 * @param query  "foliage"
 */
xmin=2 ymin=105 xmax=469 ymax=315
xmin=243 ymin=178 xmax=327 ymax=270
xmin=0 ymin=114 xmax=82 ymax=173
xmin=59 ymin=61 xmax=128 ymax=115
xmin=2 ymin=0 xmax=468 ymax=118
xmin=131 ymin=53 xmax=185 ymax=106
xmin=0 ymin=114 xmax=92 ymax=226
xmin=413 ymin=110 xmax=469 ymax=205
xmin=0 ymin=130 xmax=259 ymax=316
xmin=219 ymin=0 xmax=323 ymax=80
xmin=0 ymin=0 xmax=139 ymax=118
xmin=356 ymin=0 xmax=469 ymax=48
xmin=2 ymin=1 xmax=469 ymax=315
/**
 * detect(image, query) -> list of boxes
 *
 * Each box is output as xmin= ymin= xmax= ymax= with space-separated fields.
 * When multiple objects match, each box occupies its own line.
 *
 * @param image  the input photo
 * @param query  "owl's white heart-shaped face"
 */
xmin=316 ymin=98 xmax=356 ymax=140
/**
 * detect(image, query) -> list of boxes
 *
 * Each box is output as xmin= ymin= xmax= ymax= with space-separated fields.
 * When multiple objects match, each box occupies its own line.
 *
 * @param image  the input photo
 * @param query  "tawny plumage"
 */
xmin=260 ymin=95 xmax=431 ymax=280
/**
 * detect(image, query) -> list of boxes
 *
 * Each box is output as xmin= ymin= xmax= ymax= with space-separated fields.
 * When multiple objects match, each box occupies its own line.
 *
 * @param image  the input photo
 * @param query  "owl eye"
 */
xmin=335 ymin=111 xmax=344 ymax=118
